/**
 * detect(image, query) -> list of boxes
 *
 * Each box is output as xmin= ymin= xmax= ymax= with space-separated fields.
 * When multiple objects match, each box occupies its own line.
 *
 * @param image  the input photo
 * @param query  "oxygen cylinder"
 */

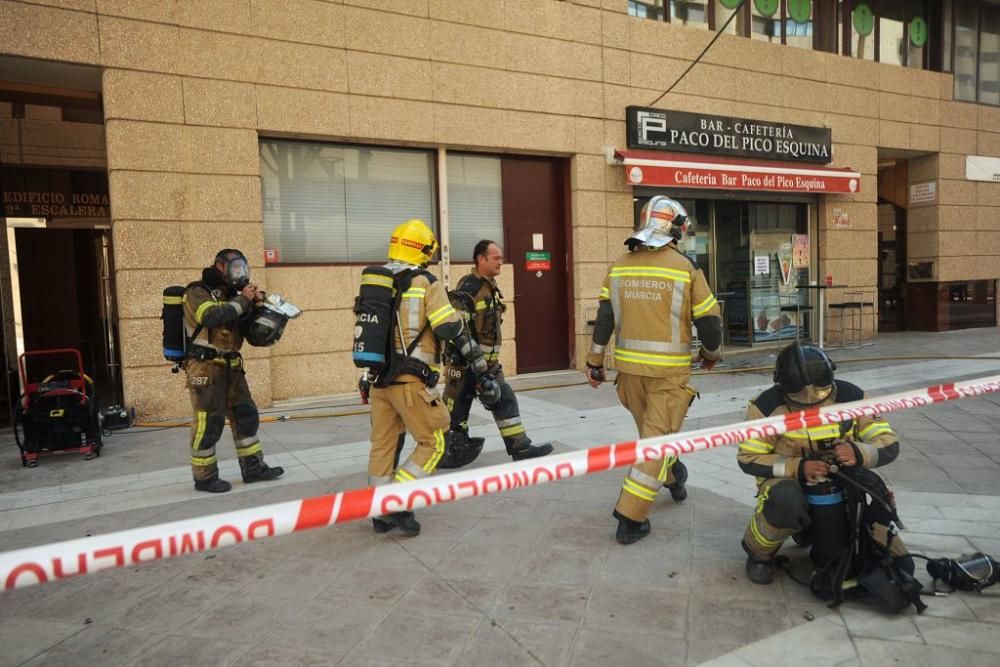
xmin=162 ymin=286 xmax=187 ymax=364
xmin=806 ymin=483 xmax=850 ymax=569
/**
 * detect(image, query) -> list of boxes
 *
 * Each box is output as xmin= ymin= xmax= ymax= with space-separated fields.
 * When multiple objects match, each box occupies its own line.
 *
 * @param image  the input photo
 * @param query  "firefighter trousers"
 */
xmin=443 ymin=366 xmax=528 ymax=451
xmin=742 ymin=477 xmax=910 ymax=562
xmin=613 ymin=373 xmax=698 ymax=522
xmin=185 ymin=359 xmax=265 ymax=482
xmin=368 ymin=375 xmax=450 ymax=486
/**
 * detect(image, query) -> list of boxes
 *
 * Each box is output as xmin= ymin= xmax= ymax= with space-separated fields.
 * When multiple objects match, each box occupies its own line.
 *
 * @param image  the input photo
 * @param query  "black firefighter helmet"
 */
xmin=437 ymin=430 xmax=485 ymax=470
xmin=773 ymin=343 xmax=836 ymax=406
xmin=242 ymin=292 xmax=302 ymax=347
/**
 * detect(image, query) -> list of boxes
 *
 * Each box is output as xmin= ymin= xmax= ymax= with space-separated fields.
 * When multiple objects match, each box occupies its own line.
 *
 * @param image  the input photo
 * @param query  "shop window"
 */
xmin=943 ymin=0 xmax=954 ymax=72
xmin=446 ymin=154 xmax=504 ymax=264
xmin=980 ymin=3 xmax=1000 ymax=105
xmin=954 ymin=0 xmax=980 ymax=101
xmin=946 ymin=0 xmax=1000 ymax=105
xmin=674 ymin=0 xmax=710 ymax=27
xmin=878 ymin=0 xmax=907 ymax=66
xmin=751 ymin=0 xmax=783 ymax=44
xmin=947 ymin=280 xmax=997 ymax=329
xmin=715 ymin=0 xmax=747 ymax=36
xmin=259 ymin=140 xmax=436 ymax=264
xmin=848 ymin=1 xmax=876 ymax=60
xmin=841 ymin=1 xmax=929 ymax=68
xmin=786 ymin=0 xmax=816 ymax=50
xmin=628 ymin=0 xmax=667 ymax=20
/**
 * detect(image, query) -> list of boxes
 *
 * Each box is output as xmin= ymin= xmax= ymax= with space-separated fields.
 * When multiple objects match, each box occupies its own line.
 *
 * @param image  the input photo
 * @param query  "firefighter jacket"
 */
xmin=389 ymin=263 xmax=463 ymax=373
xmin=183 ymin=269 xmax=252 ymax=367
xmin=588 ymin=244 xmax=722 ymax=378
xmin=737 ymin=380 xmax=900 ymax=486
xmin=454 ymin=269 xmax=505 ymax=366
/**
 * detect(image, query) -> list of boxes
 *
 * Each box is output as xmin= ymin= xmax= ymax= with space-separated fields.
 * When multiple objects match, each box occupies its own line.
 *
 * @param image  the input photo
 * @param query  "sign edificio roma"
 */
xmin=1 ymin=167 xmax=110 ymax=218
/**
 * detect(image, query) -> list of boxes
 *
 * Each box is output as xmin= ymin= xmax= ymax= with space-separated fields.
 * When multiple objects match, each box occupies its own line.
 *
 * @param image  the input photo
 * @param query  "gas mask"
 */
xmin=215 ymin=249 xmax=250 ymax=290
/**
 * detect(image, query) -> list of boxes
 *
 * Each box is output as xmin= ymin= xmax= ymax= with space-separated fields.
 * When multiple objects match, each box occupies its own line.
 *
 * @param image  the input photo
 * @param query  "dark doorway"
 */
xmin=12 ymin=227 xmax=120 ymax=406
xmin=501 ymin=157 xmax=570 ymax=373
xmin=877 ymin=203 xmax=907 ymax=331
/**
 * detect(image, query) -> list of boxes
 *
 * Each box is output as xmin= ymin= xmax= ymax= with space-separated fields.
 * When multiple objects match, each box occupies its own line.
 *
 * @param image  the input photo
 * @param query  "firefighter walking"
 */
xmin=587 ymin=197 xmax=723 ymax=544
xmin=182 ymin=249 xmax=284 ymax=493
xmin=439 ymin=240 xmax=553 ymax=468
xmin=362 ymin=219 xmax=493 ymax=536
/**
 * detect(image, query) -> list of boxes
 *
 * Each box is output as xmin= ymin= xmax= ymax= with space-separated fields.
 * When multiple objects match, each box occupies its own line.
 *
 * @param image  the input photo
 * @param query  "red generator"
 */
xmin=13 ymin=348 xmax=103 ymax=467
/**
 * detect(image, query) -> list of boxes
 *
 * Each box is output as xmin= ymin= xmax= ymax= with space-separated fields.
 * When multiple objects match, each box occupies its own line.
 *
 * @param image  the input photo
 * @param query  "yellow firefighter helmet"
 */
xmin=387 ymin=218 xmax=439 ymax=267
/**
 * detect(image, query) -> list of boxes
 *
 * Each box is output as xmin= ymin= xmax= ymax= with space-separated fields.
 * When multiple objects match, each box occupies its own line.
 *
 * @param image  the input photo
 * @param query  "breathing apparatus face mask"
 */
xmin=926 ymin=552 xmax=1000 ymax=593
xmin=216 ymin=252 xmax=250 ymax=290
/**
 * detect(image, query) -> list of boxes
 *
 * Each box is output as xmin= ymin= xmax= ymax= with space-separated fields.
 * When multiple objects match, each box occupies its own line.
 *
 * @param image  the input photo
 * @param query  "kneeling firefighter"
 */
xmin=738 ymin=344 xmax=922 ymax=611
xmin=438 ymin=239 xmax=553 ymax=469
xmin=177 ymin=249 xmax=295 ymax=493
xmin=354 ymin=219 xmax=493 ymax=536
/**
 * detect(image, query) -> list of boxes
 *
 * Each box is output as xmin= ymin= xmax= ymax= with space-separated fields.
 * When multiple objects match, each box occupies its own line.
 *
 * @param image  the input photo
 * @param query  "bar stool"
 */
xmin=778 ymin=295 xmax=814 ymax=342
xmin=828 ymin=290 xmax=877 ymax=348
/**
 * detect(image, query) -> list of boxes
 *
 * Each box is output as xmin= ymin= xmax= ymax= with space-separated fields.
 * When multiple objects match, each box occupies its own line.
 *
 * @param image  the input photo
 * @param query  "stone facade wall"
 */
xmin=2 ymin=0 xmax=998 ymax=417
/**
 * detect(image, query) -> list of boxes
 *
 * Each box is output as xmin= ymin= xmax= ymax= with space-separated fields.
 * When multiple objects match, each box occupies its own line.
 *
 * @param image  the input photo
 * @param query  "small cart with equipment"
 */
xmin=13 ymin=348 xmax=102 ymax=467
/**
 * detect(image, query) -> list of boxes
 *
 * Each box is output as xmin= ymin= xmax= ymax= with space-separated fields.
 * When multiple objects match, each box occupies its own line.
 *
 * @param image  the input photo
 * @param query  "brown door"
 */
xmin=501 ymin=157 xmax=570 ymax=373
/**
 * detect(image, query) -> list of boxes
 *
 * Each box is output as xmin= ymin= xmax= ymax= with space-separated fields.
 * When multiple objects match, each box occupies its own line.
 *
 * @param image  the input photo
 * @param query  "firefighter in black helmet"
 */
xmin=181 ymin=249 xmax=284 ymax=493
xmin=737 ymin=343 xmax=909 ymax=585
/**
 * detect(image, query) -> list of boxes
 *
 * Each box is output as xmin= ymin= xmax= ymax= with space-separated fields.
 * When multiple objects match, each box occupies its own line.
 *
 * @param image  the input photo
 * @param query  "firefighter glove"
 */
xmin=586 ymin=363 xmax=605 ymax=388
xmin=358 ymin=372 xmax=371 ymax=404
xmin=477 ymin=376 xmax=502 ymax=407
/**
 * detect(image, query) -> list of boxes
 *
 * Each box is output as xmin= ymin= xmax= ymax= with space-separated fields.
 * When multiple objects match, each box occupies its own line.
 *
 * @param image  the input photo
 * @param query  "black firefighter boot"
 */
xmin=613 ymin=510 xmax=651 ymax=545
xmin=194 ymin=475 xmax=232 ymax=494
xmin=663 ymin=459 xmax=688 ymax=502
xmin=507 ymin=435 xmax=553 ymax=461
xmin=381 ymin=511 xmax=421 ymax=537
xmin=743 ymin=541 xmax=775 ymax=585
xmin=240 ymin=454 xmax=285 ymax=484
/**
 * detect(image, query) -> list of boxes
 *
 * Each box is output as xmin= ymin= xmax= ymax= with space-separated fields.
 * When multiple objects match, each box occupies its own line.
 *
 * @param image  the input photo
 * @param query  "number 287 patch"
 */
xmin=189 ymin=376 xmax=210 ymax=386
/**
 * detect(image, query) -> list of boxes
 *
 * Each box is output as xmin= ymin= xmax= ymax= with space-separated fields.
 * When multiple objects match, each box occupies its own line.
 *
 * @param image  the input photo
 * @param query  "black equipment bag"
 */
xmin=17 ymin=372 xmax=101 ymax=453
xmin=809 ymin=468 xmax=925 ymax=614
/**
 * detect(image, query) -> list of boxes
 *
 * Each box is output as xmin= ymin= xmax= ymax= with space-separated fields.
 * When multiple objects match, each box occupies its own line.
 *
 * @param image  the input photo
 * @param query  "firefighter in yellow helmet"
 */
xmin=587 ymin=197 xmax=723 ymax=544
xmin=364 ymin=219 xmax=491 ymax=536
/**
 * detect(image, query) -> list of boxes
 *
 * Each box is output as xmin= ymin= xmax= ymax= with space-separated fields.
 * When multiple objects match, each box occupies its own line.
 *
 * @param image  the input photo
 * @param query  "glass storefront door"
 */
xmin=633 ymin=194 xmax=811 ymax=346
xmin=714 ymin=201 xmax=810 ymax=343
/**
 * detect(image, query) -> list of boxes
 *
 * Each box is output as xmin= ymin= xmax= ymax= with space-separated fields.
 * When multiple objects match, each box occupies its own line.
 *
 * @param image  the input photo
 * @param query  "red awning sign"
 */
xmin=615 ymin=150 xmax=860 ymax=194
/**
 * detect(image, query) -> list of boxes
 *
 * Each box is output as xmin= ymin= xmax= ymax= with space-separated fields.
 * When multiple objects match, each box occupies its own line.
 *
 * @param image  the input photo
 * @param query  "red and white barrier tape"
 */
xmin=3 ymin=375 xmax=999 ymax=591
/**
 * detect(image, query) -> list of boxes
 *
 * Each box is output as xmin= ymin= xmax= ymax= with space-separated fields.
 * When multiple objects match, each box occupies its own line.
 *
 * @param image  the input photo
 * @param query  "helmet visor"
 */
xmin=786 ymin=384 xmax=833 ymax=406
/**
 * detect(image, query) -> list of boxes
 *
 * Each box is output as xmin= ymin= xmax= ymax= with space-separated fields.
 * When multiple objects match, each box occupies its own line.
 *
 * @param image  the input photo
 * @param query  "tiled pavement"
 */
xmin=1 ymin=329 xmax=999 ymax=666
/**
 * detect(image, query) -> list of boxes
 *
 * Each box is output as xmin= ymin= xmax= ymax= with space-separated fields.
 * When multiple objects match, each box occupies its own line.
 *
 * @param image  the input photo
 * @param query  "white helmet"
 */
xmin=627 ymin=196 xmax=690 ymax=249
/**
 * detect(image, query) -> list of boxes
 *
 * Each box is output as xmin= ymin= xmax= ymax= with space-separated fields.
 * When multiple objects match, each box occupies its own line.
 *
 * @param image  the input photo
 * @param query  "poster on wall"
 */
xmin=792 ymin=234 xmax=809 ymax=268
xmin=832 ymin=208 xmax=851 ymax=229
xmin=753 ymin=254 xmax=770 ymax=275
xmin=778 ymin=245 xmax=793 ymax=286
